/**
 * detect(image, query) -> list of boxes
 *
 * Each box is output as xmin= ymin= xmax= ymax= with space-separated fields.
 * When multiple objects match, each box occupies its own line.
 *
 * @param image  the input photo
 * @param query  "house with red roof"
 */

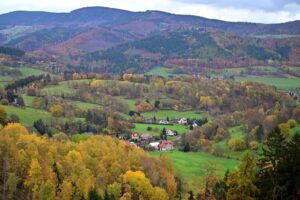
xmin=159 ymin=140 xmax=173 ymax=151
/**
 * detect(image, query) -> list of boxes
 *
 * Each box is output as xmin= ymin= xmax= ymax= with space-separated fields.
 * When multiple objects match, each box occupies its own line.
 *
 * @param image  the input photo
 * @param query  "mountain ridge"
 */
xmin=0 ymin=6 xmax=299 ymax=72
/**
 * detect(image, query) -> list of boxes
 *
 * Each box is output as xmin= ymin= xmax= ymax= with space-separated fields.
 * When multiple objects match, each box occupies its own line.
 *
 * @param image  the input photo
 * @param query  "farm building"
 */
xmin=159 ymin=140 xmax=173 ymax=151
xmin=178 ymin=118 xmax=187 ymax=124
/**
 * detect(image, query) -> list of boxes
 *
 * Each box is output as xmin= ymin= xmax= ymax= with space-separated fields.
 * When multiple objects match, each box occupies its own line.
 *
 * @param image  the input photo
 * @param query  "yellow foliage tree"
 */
xmin=50 ymin=105 xmax=63 ymax=117
xmin=90 ymin=79 xmax=104 ymax=88
xmin=278 ymin=123 xmax=290 ymax=137
xmin=0 ymin=123 xmax=175 ymax=199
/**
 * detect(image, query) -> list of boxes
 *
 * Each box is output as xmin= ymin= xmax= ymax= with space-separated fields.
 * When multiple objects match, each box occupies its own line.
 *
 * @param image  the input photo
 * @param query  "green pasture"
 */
xmin=150 ymin=151 xmax=239 ymax=190
xmin=236 ymin=76 xmax=300 ymax=91
xmin=43 ymin=79 xmax=90 ymax=96
xmin=213 ymin=126 xmax=247 ymax=159
xmin=146 ymin=67 xmax=188 ymax=78
xmin=2 ymin=105 xmax=52 ymax=126
xmin=142 ymin=110 xmax=205 ymax=120
xmin=71 ymin=100 xmax=102 ymax=110
xmin=133 ymin=123 xmax=188 ymax=137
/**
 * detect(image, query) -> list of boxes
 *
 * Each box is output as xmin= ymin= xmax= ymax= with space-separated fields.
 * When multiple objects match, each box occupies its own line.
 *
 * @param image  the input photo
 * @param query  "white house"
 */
xmin=150 ymin=142 xmax=160 ymax=150
xmin=159 ymin=120 xmax=169 ymax=125
xmin=192 ymin=123 xmax=198 ymax=128
xmin=178 ymin=118 xmax=187 ymax=124
xmin=166 ymin=129 xmax=176 ymax=136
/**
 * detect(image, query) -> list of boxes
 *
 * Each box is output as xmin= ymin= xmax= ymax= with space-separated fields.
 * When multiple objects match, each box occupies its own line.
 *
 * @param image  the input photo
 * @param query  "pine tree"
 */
xmin=256 ymin=127 xmax=300 ymax=200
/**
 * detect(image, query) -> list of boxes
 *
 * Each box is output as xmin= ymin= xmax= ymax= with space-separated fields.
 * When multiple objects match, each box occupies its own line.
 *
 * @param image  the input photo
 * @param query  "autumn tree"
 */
xmin=0 ymin=106 xmax=7 ymax=125
xmin=0 ymin=123 xmax=176 ymax=199
xmin=50 ymin=104 xmax=63 ymax=117
xmin=226 ymin=152 xmax=258 ymax=200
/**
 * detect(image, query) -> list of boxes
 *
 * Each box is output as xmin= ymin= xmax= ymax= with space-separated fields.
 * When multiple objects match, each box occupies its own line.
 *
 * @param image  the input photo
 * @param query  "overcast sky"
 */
xmin=1 ymin=0 xmax=300 ymax=23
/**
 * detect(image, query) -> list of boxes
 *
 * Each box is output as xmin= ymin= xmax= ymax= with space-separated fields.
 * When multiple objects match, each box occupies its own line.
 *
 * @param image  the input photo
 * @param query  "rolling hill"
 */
xmin=0 ymin=7 xmax=300 ymax=57
xmin=68 ymin=29 xmax=299 ymax=73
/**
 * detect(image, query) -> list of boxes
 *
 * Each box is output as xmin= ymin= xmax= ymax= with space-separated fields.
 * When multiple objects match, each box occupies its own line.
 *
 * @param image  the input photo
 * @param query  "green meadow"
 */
xmin=2 ymin=105 xmax=52 ymax=126
xmin=142 ymin=110 xmax=205 ymax=120
xmin=150 ymin=151 xmax=239 ymax=190
xmin=146 ymin=67 xmax=188 ymax=78
xmin=43 ymin=79 xmax=90 ymax=96
xmin=133 ymin=123 xmax=189 ymax=136
xmin=236 ymin=76 xmax=300 ymax=91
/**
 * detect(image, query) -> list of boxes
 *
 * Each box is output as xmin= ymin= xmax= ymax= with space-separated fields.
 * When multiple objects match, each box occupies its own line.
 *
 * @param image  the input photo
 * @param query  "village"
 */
xmin=126 ymin=117 xmax=208 ymax=151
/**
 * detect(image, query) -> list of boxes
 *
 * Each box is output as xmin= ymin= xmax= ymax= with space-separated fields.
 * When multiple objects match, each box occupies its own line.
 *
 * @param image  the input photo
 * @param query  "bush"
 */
xmin=228 ymin=138 xmax=246 ymax=151
xmin=249 ymin=141 xmax=258 ymax=150
xmin=9 ymin=114 xmax=20 ymax=123
xmin=212 ymin=145 xmax=223 ymax=156
xmin=0 ymin=99 xmax=9 ymax=105
xmin=287 ymin=119 xmax=297 ymax=128
xmin=278 ymin=123 xmax=290 ymax=137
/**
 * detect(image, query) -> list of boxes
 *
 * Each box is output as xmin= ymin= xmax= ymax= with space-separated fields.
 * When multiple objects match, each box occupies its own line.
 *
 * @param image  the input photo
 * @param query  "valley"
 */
xmin=0 ymin=5 xmax=300 ymax=200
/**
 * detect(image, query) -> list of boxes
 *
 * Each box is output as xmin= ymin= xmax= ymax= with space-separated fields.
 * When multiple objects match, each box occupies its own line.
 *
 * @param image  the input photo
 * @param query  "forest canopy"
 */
xmin=0 ymin=123 xmax=176 ymax=200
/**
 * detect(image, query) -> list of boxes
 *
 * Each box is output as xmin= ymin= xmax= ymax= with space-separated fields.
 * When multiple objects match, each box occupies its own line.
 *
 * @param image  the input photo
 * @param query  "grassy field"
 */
xmin=213 ymin=126 xmax=246 ymax=159
xmin=236 ymin=76 xmax=300 ymax=91
xmin=291 ymin=124 xmax=300 ymax=136
xmin=146 ymin=67 xmax=188 ymax=78
xmin=0 ymin=66 xmax=50 ymax=87
xmin=118 ymin=97 xmax=137 ymax=110
xmin=150 ymin=151 xmax=239 ymax=190
xmin=71 ymin=100 xmax=102 ymax=110
xmin=43 ymin=79 xmax=90 ymax=96
xmin=0 ymin=82 xmax=7 ymax=88
xmin=18 ymin=67 xmax=49 ymax=77
xmin=22 ymin=95 xmax=36 ymax=107
xmin=142 ymin=110 xmax=205 ymax=120
xmin=2 ymin=105 xmax=52 ymax=126
xmin=133 ymin=123 xmax=188 ymax=137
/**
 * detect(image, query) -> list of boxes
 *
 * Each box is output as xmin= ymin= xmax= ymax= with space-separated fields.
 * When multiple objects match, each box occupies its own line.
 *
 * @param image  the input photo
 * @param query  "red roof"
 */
xmin=160 ymin=140 xmax=172 ymax=145
xmin=131 ymin=133 xmax=139 ymax=138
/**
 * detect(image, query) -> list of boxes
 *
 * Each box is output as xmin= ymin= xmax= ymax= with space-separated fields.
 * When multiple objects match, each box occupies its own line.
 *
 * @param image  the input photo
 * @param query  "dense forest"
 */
xmin=68 ymin=30 xmax=298 ymax=73
xmin=0 ymin=123 xmax=176 ymax=200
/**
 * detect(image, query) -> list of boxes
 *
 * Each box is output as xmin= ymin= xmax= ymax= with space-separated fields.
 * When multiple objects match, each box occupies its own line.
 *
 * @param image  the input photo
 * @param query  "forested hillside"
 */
xmin=69 ymin=30 xmax=300 ymax=73
xmin=0 ymin=123 xmax=176 ymax=199
xmin=0 ymin=7 xmax=300 ymax=58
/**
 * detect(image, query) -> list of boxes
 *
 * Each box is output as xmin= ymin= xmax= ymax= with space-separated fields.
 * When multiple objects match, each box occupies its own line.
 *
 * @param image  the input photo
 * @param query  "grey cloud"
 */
xmin=174 ymin=0 xmax=300 ymax=11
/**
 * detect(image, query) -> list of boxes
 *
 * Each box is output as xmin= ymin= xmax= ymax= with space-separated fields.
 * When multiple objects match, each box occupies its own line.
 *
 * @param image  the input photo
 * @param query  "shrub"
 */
xmin=278 ymin=123 xmax=290 ymax=137
xmin=228 ymin=138 xmax=246 ymax=151
xmin=0 ymin=99 xmax=9 ymax=105
xmin=287 ymin=119 xmax=297 ymax=128
xmin=9 ymin=114 xmax=20 ymax=123
xmin=249 ymin=141 xmax=258 ymax=150
xmin=213 ymin=145 xmax=223 ymax=156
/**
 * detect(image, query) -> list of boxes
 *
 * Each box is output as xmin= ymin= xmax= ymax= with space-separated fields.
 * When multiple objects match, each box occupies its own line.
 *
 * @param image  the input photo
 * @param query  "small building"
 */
xmin=131 ymin=133 xmax=140 ymax=140
xmin=166 ymin=129 xmax=176 ymax=136
xmin=192 ymin=123 xmax=198 ymax=128
xmin=144 ymin=118 xmax=154 ymax=124
xmin=159 ymin=140 xmax=173 ymax=151
xmin=140 ymin=133 xmax=152 ymax=140
xmin=178 ymin=118 xmax=187 ymax=124
xmin=159 ymin=120 xmax=169 ymax=125
xmin=150 ymin=142 xmax=160 ymax=150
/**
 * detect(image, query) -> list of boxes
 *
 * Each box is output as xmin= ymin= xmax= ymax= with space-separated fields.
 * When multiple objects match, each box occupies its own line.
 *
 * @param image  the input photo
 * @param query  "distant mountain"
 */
xmin=68 ymin=29 xmax=300 ymax=73
xmin=0 ymin=7 xmax=300 ymax=57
